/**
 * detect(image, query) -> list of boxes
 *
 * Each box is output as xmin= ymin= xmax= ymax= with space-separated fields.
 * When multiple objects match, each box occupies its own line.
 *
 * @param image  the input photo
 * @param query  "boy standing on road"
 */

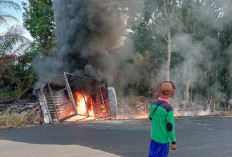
xmin=148 ymin=81 xmax=177 ymax=157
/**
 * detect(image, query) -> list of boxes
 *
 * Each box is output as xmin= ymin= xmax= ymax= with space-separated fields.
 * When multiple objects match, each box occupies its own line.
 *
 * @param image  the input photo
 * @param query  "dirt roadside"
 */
xmin=0 ymin=140 xmax=122 ymax=157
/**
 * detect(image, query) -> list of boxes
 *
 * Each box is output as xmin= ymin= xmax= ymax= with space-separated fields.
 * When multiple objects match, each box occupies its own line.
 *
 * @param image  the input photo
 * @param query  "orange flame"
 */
xmin=65 ymin=93 xmax=95 ymax=122
xmin=75 ymin=93 xmax=87 ymax=115
xmin=135 ymin=114 xmax=148 ymax=119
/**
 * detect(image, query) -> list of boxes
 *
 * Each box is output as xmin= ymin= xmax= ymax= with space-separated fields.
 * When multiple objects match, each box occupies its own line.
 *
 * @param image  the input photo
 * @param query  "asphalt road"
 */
xmin=0 ymin=117 xmax=232 ymax=157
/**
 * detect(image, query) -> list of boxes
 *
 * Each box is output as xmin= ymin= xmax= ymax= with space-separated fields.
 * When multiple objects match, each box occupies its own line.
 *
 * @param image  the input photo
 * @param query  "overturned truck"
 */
xmin=37 ymin=72 xmax=117 ymax=124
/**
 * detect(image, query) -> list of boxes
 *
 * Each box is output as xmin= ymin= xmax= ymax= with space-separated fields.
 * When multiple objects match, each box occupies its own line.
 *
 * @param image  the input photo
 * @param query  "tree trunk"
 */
xmin=184 ymin=80 xmax=191 ymax=102
xmin=166 ymin=30 xmax=171 ymax=81
xmin=18 ymin=87 xmax=31 ymax=99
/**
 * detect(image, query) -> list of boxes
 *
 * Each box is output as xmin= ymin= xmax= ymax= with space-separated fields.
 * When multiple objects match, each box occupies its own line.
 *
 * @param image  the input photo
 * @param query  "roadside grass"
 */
xmin=0 ymin=110 xmax=37 ymax=128
xmin=225 ymin=111 xmax=232 ymax=116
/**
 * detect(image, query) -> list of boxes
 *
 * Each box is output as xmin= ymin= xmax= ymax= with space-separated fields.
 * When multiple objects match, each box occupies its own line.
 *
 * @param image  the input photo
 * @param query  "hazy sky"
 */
xmin=0 ymin=0 xmax=32 ymax=40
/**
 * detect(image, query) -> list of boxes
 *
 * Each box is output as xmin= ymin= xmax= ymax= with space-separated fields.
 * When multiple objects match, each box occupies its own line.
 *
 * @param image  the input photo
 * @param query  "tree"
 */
xmin=0 ymin=0 xmax=23 ymax=51
xmin=129 ymin=1 xmax=164 ymax=95
xmin=0 ymin=0 xmax=20 ymax=24
xmin=147 ymin=0 xmax=180 ymax=81
xmin=0 ymin=26 xmax=37 ymax=99
xmin=132 ymin=0 xmax=181 ymax=81
xmin=0 ymin=50 xmax=37 ymax=99
xmin=130 ymin=0 xmax=230 ymax=102
xmin=168 ymin=0 xmax=230 ymax=102
xmin=217 ymin=21 xmax=232 ymax=99
xmin=0 ymin=26 xmax=30 ymax=56
xmin=0 ymin=1 xmax=38 ymax=99
xmin=22 ymin=0 xmax=54 ymax=56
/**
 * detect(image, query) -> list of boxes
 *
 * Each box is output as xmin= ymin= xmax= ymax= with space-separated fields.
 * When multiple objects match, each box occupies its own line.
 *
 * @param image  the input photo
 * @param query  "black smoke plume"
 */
xmin=35 ymin=0 xmax=135 ymax=88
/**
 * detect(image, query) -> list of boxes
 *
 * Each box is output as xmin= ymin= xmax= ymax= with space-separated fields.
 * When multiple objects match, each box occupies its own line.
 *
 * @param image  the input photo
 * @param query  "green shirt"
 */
xmin=149 ymin=99 xmax=176 ymax=144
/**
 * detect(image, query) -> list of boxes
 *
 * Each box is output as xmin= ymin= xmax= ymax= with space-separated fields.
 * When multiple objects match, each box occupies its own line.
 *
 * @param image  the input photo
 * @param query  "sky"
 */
xmin=0 ymin=0 xmax=33 ymax=40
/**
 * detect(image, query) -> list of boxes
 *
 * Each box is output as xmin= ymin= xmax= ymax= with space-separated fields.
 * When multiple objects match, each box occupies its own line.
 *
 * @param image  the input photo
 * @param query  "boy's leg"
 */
xmin=148 ymin=140 xmax=169 ymax=157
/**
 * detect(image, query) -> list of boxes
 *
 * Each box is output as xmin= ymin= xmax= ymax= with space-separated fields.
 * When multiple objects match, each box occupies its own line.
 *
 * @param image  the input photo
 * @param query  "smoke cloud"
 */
xmin=35 ymin=0 xmax=136 ymax=89
xmin=171 ymin=34 xmax=220 ymax=100
xmin=169 ymin=0 xmax=232 ymax=101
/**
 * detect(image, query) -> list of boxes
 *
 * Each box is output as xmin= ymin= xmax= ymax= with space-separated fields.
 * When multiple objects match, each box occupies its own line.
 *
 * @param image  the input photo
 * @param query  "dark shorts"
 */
xmin=148 ymin=140 xmax=169 ymax=157
xmin=220 ymin=102 xmax=225 ymax=107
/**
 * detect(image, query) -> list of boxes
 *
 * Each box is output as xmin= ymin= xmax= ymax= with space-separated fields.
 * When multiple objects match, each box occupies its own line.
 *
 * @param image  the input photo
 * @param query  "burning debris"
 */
xmin=37 ymin=72 xmax=117 ymax=124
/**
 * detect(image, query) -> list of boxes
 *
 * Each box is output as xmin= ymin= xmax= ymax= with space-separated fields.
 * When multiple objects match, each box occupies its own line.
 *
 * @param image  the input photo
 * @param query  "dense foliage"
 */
xmin=22 ymin=0 xmax=54 ymax=56
xmin=0 ymin=1 xmax=37 ymax=99
xmin=131 ymin=0 xmax=232 ymax=103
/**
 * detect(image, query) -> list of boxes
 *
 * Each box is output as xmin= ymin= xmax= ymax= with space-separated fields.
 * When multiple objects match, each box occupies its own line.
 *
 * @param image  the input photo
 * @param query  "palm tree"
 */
xmin=0 ymin=0 xmax=21 ymax=24
xmin=0 ymin=1 xmax=24 ymax=56
xmin=0 ymin=0 xmax=24 ymax=54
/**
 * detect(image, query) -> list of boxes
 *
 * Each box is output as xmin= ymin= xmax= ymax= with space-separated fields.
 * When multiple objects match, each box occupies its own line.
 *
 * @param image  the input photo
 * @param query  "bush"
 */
xmin=0 ymin=110 xmax=37 ymax=128
xmin=0 ymin=88 xmax=19 ymax=99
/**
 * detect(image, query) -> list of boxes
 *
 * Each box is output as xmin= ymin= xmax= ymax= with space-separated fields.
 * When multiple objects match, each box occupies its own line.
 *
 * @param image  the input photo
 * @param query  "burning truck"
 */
xmin=35 ymin=1 xmax=131 ymax=123
xmin=37 ymin=72 xmax=117 ymax=124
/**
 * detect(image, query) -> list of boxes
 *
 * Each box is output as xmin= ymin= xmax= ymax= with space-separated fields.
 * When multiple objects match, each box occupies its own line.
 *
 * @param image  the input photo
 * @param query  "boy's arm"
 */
xmin=149 ymin=105 xmax=154 ymax=120
xmin=167 ymin=110 xmax=176 ymax=144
